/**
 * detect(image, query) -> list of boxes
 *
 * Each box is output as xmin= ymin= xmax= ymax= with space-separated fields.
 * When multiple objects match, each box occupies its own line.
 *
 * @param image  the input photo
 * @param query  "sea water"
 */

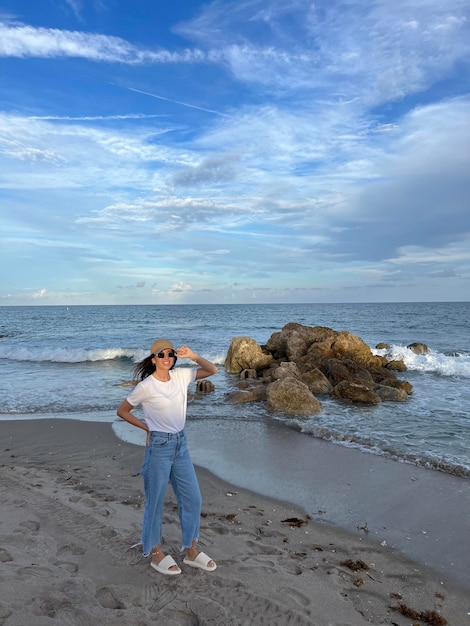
xmin=0 ymin=302 xmax=469 ymax=476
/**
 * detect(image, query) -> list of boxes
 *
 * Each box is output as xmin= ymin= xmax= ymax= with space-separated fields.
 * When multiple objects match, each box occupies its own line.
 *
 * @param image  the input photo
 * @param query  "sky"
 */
xmin=0 ymin=0 xmax=469 ymax=306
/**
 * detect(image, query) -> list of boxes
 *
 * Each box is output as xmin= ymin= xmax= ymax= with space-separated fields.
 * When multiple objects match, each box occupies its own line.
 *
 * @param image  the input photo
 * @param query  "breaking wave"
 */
xmin=0 ymin=344 xmax=225 ymax=365
xmin=373 ymin=344 xmax=470 ymax=378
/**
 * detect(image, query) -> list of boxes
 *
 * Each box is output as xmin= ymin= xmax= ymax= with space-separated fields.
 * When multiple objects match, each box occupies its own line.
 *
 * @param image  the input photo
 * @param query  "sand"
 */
xmin=0 ymin=418 xmax=468 ymax=626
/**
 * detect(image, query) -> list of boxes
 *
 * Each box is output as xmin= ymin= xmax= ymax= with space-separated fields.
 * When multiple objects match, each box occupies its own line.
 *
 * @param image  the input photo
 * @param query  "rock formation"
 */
xmin=224 ymin=323 xmax=414 ymax=416
xmin=224 ymin=336 xmax=274 ymax=373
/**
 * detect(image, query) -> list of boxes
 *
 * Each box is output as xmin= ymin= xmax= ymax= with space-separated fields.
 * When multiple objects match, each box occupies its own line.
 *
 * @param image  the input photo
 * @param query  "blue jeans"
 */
xmin=141 ymin=430 xmax=202 ymax=555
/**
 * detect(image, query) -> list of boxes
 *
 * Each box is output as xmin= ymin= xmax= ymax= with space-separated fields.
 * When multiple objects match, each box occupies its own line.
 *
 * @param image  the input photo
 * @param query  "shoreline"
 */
xmin=115 ymin=415 xmax=470 ymax=590
xmin=1 ymin=418 xmax=469 ymax=625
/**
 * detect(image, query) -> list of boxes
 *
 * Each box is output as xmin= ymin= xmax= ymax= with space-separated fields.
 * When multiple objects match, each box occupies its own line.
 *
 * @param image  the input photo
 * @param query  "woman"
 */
xmin=117 ymin=339 xmax=218 ymax=576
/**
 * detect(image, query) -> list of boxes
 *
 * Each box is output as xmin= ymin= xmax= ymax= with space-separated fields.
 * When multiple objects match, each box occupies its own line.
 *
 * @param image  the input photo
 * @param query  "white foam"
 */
xmin=373 ymin=345 xmax=470 ymax=378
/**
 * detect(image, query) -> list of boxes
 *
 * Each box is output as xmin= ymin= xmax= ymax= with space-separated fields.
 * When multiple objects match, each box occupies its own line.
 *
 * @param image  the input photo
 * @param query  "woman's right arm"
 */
xmin=117 ymin=399 xmax=149 ymax=433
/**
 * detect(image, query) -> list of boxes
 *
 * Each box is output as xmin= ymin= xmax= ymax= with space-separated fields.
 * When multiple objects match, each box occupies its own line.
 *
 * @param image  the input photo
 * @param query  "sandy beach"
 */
xmin=1 ymin=419 xmax=469 ymax=626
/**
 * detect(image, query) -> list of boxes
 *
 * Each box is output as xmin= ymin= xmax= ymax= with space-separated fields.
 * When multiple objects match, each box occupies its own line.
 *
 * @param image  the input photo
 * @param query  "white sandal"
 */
xmin=183 ymin=551 xmax=217 ymax=572
xmin=150 ymin=554 xmax=181 ymax=576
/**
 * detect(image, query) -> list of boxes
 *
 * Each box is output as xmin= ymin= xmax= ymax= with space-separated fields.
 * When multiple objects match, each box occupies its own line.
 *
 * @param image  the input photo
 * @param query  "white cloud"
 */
xmin=0 ymin=22 xmax=205 ymax=63
xmin=32 ymin=288 xmax=47 ymax=298
xmin=176 ymin=0 xmax=470 ymax=106
xmin=389 ymin=240 xmax=470 ymax=267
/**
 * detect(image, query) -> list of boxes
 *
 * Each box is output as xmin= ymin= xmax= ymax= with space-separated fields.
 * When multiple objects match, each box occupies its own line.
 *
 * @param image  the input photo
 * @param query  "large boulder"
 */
xmin=272 ymin=362 xmax=302 ymax=380
xmin=320 ymin=358 xmax=375 ymax=388
xmin=266 ymin=377 xmax=322 ymax=416
xmin=394 ymin=379 xmax=414 ymax=395
xmin=264 ymin=331 xmax=284 ymax=358
xmin=284 ymin=329 xmax=309 ymax=362
xmin=227 ymin=385 xmax=267 ymax=404
xmin=265 ymin=324 xmax=334 ymax=361
xmin=328 ymin=332 xmax=386 ymax=368
xmin=296 ymin=330 xmax=386 ymax=371
xmin=300 ymin=368 xmax=333 ymax=394
xmin=224 ymin=337 xmax=274 ymax=374
xmin=373 ymin=384 xmax=408 ymax=402
xmin=330 ymin=381 xmax=381 ymax=404
xmin=385 ymin=360 xmax=407 ymax=372
xmin=369 ymin=367 xmax=413 ymax=395
xmin=407 ymin=342 xmax=429 ymax=354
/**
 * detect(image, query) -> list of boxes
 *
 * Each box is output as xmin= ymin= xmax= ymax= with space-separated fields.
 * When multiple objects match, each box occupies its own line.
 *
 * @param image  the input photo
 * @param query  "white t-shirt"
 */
xmin=126 ymin=367 xmax=197 ymax=433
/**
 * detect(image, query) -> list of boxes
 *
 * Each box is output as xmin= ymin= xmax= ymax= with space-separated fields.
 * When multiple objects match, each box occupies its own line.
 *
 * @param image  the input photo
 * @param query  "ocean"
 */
xmin=1 ymin=302 xmax=469 ymax=478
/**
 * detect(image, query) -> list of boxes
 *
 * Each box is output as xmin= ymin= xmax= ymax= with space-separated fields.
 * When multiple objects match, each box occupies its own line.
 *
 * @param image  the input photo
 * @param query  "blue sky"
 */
xmin=1 ymin=0 xmax=469 ymax=305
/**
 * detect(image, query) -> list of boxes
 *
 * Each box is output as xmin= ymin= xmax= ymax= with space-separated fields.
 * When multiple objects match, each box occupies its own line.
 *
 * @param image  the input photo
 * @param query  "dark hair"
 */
xmin=133 ymin=354 xmax=177 ymax=381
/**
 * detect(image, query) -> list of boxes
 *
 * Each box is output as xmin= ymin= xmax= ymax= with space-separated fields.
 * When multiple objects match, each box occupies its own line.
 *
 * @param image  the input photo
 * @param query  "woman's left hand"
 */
xmin=177 ymin=345 xmax=197 ymax=360
xmin=177 ymin=345 xmax=218 ymax=378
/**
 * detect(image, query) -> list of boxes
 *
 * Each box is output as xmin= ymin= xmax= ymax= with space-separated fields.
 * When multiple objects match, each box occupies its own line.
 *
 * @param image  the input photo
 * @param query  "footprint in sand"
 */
xmin=18 ymin=520 xmax=40 ymax=532
xmin=278 ymin=586 xmax=311 ymax=607
xmin=245 ymin=539 xmax=284 ymax=555
xmin=82 ymin=498 xmax=97 ymax=508
xmin=0 ymin=548 xmax=13 ymax=562
xmin=144 ymin=587 xmax=177 ymax=613
xmin=241 ymin=541 xmax=303 ymax=576
xmin=32 ymin=597 xmax=73 ymax=618
xmin=57 ymin=544 xmax=86 ymax=557
xmin=95 ymin=587 xmax=125 ymax=610
xmin=238 ymin=557 xmax=276 ymax=574
xmin=17 ymin=565 xmax=54 ymax=579
xmin=99 ymin=527 xmax=117 ymax=538
xmin=53 ymin=560 xmax=79 ymax=574
xmin=277 ymin=556 xmax=302 ymax=575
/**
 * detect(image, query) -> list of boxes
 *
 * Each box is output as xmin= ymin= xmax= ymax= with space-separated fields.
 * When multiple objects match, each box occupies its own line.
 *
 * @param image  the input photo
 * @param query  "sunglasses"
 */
xmin=155 ymin=351 xmax=176 ymax=358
